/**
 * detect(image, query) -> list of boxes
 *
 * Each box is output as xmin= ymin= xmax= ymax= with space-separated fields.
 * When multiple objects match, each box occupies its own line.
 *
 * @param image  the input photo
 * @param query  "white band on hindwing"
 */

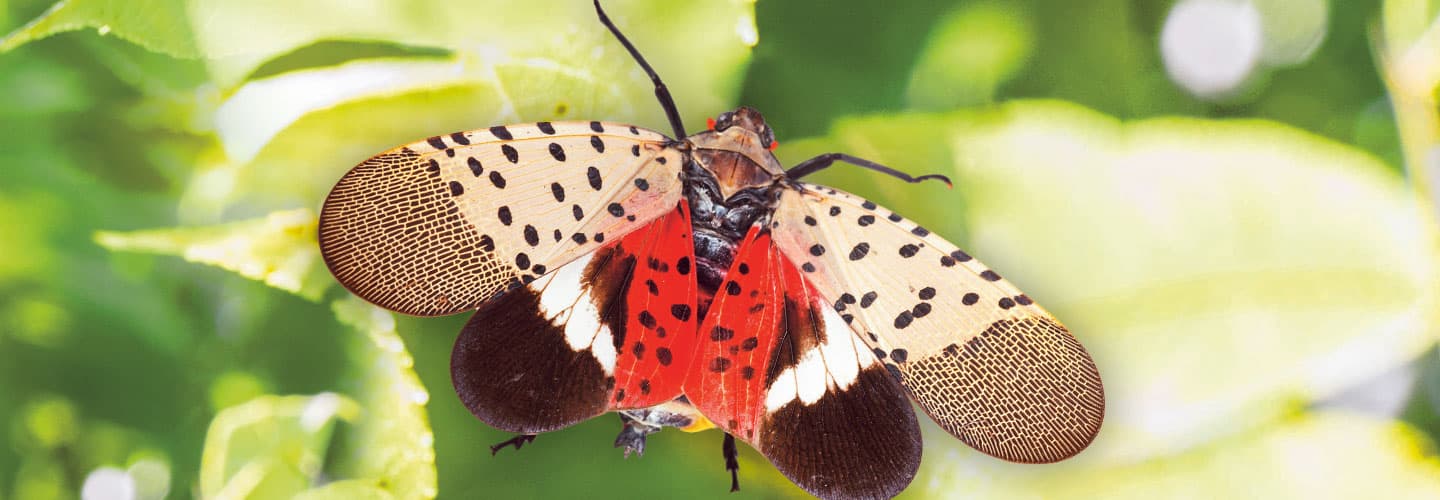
xmin=763 ymin=305 xmax=876 ymax=411
xmin=533 ymin=253 xmax=617 ymax=376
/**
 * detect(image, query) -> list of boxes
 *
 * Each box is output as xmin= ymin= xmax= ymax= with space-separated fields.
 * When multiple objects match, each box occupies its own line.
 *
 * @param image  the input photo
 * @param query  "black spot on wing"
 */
xmin=587 ymin=167 xmax=603 ymax=190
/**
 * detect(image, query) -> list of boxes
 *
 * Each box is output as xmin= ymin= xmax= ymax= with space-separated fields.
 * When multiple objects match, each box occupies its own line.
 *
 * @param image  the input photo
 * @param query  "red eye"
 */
xmin=768 ymin=140 xmax=779 ymax=151
xmin=707 ymin=117 xmax=716 ymax=131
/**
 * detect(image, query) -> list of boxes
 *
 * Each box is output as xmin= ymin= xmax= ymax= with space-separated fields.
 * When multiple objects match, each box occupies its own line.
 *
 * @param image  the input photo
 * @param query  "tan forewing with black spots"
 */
xmin=320 ymin=122 xmax=683 ymax=317
xmin=770 ymin=184 xmax=1105 ymax=464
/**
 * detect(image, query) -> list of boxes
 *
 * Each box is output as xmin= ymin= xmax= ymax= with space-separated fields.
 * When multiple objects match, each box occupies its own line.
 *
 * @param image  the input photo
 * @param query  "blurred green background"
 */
xmin=1 ymin=0 xmax=1439 ymax=498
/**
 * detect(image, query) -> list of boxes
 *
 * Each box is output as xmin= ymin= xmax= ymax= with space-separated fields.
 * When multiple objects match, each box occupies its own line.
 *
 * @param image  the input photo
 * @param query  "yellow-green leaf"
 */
xmin=327 ymin=297 xmax=437 ymax=500
xmin=198 ymin=393 xmax=360 ymax=499
xmin=295 ymin=480 xmax=395 ymax=500
xmin=198 ymin=299 xmax=436 ymax=499
xmin=905 ymin=1 xmax=1034 ymax=110
xmin=94 ymin=209 xmax=327 ymax=300
xmin=951 ymin=101 xmax=1437 ymax=462
xmin=913 ymin=412 xmax=1440 ymax=498
xmin=781 ymin=101 xmax=1438 ymax=465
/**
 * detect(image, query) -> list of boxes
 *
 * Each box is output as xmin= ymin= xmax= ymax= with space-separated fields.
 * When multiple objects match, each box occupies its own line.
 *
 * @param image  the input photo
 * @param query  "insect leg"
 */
xmin=488 ymin=434 xmax=538 ymax=455
xmin=723 ymin=433 xmax=740 ymax=492
xmin=784 ymin=152 xmax=953 ymax=187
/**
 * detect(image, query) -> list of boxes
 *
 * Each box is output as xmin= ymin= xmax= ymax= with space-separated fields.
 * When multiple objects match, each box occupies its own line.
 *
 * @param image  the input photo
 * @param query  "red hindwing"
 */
xmin=608 ymin=204 xmax=699 ymax=409
xmin=682 ymin=226 xmax=794 ymax=441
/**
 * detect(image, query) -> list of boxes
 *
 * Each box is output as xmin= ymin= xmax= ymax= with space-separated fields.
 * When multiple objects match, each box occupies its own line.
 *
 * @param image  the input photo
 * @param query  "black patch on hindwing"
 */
xmin=451 ymin=287 xmax=609 ymax=434
xmin=759 ymin=365 xmax=921 ymax=500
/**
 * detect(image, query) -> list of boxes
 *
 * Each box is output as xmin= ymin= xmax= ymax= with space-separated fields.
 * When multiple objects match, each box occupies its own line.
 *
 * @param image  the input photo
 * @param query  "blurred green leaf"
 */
xmin=0 ymin=46 xmax=92 ymax=117
xmin=1252 ymin=0 xmax=1329 ymax=66
xmin=1382 ymin=0 xmax=1440 ymax=57
xmin=1 ymin=0 xmax=755 ymax=109
xmin=195 ymin=298 xmax=437 ymax=499
xmin=783 ymin=100 xmax=1438 ymax=464
xmin=0 ymin=298 xmax=69 ymax=348
xmin=13 ymin=455 xmax=64 ymax=500
xmin=198 ymin=394 xmax=359 ymax=498
xmin=0 ymin=0 xmax=192 ymax=56
xmin=905 ymin=1 xmax=1034 ymax=110
xmin=214 ymin=57 xmax=483 ymax=164
xmin=0 ymin=193 xmax=57 ymax=284
xmin=294 ymin=479 xmax=395 ymax=500
xmin=77 ymin=33 xmax=209 ymax=94
xmin=914 ymin=412 xmax=1440 ymax=498
xmin=741 ymin=0 xmax=954 ymax=138
xmin=1380 ymin=0 xmax=1440 ymax=222
xmin=186 ymin=0 xmax=752 ymax=213
xmin=94 ymin=209 xmax=329 ymax=300
xmin=950 ymin=101 xmax=1436 ymax=462
xmin=328 ymin=297 xmax=437 ymax=500
xmin=209 ymin=372 xmax=271 ymax=412
xmin=0 ymin=0 xmax=442 ymax=83
xmin=13 ymin=396 xmax=76 ymax=451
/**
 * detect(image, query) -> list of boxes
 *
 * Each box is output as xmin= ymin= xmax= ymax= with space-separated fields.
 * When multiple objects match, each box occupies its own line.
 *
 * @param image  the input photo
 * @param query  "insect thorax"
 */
xmin=681 ymin=152 xmax=780 ymax=307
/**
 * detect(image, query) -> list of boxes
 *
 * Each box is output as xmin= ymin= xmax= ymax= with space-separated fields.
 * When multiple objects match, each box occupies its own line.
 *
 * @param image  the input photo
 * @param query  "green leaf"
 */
xmin=197 ymin=300 xmax=436 ymax=499
xmin=198 ymin=393 xmax=360 ymax=499
xmin=214 ymin=57 xmax=484 ymax=164
xmin=1 ymin=0 xmax=755 ymax=98
xmin=93 ymin=209 xmax=329 ymax=300
xmin=0 ymin=0 xmax=194 ymax=57
xmin=295 ymin=480 xmax=395 ymax=500
xmin=327 ymin=297 xmax=437 ymax=500
xmin=160 ymin=0 xmax=754 ymax=213
xmin=0 ymin=0 xmax=443 ymax=82
xmin=214 ymin=1 xmax=752 ymax=158
xmin=952 ymin=101 xmax=1437 ymax=461
xmin=904 ymin=1 xmax=1034 ymax=110
xmin=782 ymin=100 xmax=1438 ymax=464
xmin=0 ymin=192 xmax=57 ymax=285
xmin=1251 ymin=0 xmax=1329 ymax=66
xmin=1381 ymin=2 xmax=1440 ymax=105
xmin=1382 ymin=0 xmax=1440 ymax=60
xmin=913 ymin=412 xmax=1440 ymax=498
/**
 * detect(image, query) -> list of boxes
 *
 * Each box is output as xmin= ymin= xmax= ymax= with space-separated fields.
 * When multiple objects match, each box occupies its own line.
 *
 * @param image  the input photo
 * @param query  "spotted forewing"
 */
xmin=319 ymin=122 xmax=683 ymax=317
xmin=772 ymin=185 xmax=1105 ymax=463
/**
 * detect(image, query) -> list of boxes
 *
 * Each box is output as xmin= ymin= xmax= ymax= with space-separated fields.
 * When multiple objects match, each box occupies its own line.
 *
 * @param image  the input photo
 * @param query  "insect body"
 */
xmin=319 ymin=2 xmax=1104 ymax=499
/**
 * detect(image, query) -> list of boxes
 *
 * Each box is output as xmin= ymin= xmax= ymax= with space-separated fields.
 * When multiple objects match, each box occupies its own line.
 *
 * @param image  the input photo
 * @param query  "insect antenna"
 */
xmin=786 ymin=152 xmax=953 ymax=188
xmin=593 ymin=0 xmax=688 ymax=140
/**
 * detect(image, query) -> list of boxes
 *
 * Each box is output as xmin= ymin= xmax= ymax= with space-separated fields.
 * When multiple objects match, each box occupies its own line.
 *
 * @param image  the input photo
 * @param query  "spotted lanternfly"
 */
xmin=319 ymin=2 xmax=1104 ymax=498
